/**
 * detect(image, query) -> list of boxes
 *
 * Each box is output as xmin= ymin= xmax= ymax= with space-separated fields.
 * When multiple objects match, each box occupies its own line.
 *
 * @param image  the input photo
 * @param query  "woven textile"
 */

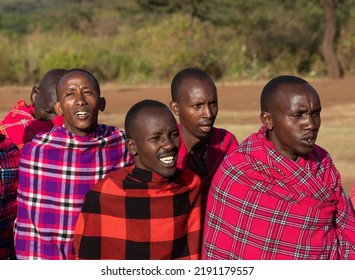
xmin=177 ymin=126 xmax=238 ymax=206
xmin=202 ymin=126 xmax=355 ymax=260
xmin=0 ymin=135 xmax=20 ymax=259
xmin=14 ymin=125 xmax=133 ymax=259
xmin=350 ymin=184 xmax=355 ymax=210
xmin=73 ymin=166 xmax=201 ymax=260
xmin=0 ymin=100 xmax=64 ymax=151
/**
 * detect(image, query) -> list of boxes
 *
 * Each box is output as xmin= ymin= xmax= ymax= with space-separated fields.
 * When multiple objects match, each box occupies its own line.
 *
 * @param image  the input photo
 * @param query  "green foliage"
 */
xmin=0 ymin=0 xmax=354 ymax=85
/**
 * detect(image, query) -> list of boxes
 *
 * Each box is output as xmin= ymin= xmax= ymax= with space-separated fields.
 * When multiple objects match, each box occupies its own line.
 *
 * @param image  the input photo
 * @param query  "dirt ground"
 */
xmin=0 ymin=75 xmax=354 ymax=195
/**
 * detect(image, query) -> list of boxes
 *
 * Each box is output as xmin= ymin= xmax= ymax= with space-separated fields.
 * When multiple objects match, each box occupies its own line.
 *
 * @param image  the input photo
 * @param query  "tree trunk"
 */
xmin=321 ymin=0 xmax=342 ymax=78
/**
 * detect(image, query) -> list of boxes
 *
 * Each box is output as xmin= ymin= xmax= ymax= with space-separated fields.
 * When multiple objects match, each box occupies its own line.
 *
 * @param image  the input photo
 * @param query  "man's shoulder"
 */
xmin=312 ymin=144 xmax=332 ymax=162
xmin=21 ymin=126 xmax=61 ymax=151
xmin=211 ymin=127 xmax=234 ymax=137
xmin=174 ymin=168 xmax=202 ymax=186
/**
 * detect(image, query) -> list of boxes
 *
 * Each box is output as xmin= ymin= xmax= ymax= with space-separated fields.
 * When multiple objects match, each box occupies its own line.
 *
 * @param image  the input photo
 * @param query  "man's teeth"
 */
xmin=160 ymin=156 xmax=174 ymax=164
xmin=76 ymin=111 xmax=88 ymax=116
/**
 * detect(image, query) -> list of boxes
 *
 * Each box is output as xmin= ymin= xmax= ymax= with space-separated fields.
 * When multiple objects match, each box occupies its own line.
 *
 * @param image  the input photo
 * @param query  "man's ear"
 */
xmin=99 ymin=97 xmax=106 ymax=112
xmin=126 ymin=139 xmax=137 ymax=156
xmin=54 ymin=102 xmax=63 ymax=116
xmin=169 ymin=101 xmax=179 ymax=116
xmin=260 ymin=111 xmax=273 ymax=130
xmin=30 ymin=86 xmax=39 ymax=105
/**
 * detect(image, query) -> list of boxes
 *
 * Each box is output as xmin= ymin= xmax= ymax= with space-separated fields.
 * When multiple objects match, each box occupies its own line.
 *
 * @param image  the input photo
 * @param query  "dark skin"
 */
xmin=170 ymin=77 xmax=218 ymax=177
xmin=127 ymin=107 xmax=180 ymax=178
xmin=30 ymin=69 xmax=66 ymax=121
xmin=54 ymin=70 xmax=106 ymax=136
xmin=260 ymin=83 xmax=321 ymax=161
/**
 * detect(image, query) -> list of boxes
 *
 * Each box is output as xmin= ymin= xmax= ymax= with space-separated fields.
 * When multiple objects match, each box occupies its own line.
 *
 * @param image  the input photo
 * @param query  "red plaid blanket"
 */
xmin=0 ymin=100 xmax=63 ymax=151
xmin=0 ymin=134 xmax=20 ymax=259
xmin=73 ymin=166 xmax=201 ymax=259
xmin=177 ymin=126 xmax=238 ymax=205
xmin=202 ymin=126 xmax=355 ymax=259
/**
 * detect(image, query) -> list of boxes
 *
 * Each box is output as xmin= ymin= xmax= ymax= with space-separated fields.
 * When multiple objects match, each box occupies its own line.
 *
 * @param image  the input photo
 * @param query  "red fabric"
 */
xmin=350 ymin=183 xmax=355 ymax=210
xmin=0 ymin=135 xmax=20 ymax=259
xmin=176 ymin=126 xmax=238 ymax=205
xmin=202 ymin=126 xmax=355 ymax=260
xmin=0 ymin=100 xmax=64 ymax=151
xmin=72 ymin=166 xmax=202 ymax=260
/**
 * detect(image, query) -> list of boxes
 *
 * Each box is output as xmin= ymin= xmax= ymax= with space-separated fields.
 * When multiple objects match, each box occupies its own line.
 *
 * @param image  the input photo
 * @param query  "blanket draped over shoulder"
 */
xmin=0 ymin=100 xmax=63 ymax=151
xmin=73 ymin=166 xmax=201 ymax=260
xmin=14 ymin=125 xmax=133 ymax=260
xmin=0 ymin=135 xmax=20 ymax=259
xmin=202 ymin=126 xmax=355 ymax=260
xmin=177 ymin=126 xmax=238 ymax=205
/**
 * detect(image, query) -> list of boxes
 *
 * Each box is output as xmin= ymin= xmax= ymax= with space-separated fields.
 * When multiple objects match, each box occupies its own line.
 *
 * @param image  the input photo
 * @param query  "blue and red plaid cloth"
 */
xmin=203 ymin=126 xmax=355 ymax=260
xmin=0 ymin=134 xmax=20 ymax=259
xmin=73 ymin=166 xmax=202 ymax=259
xmin=14 ymin=125 xmax=133 ymax=259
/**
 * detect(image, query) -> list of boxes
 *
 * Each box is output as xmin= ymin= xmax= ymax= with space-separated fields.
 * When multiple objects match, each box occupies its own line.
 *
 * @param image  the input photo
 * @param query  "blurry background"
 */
xmin=0 ymin=0 xmax=354 ymax=85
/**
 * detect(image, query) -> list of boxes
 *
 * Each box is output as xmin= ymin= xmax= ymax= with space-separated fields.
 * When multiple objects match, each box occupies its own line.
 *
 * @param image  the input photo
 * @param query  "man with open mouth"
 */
xmin=202 ymin=75 xmax=355 ymax=260
xmin=169 ymin=67 xmax=238 ymax=209
xmin=14 ymin=68 xmax=133 ymax=260
xmin=72 ymin=99 xmax=201 ymax=259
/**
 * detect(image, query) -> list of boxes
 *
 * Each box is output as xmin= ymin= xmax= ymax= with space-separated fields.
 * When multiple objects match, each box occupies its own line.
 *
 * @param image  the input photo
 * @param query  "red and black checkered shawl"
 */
xmin=202 ymin=126 xmax=355 ymax=260
xmin=73 ymin=166 xmax=202 ymax=260
xmin=0 ymin=135 xmax=20 ymax=259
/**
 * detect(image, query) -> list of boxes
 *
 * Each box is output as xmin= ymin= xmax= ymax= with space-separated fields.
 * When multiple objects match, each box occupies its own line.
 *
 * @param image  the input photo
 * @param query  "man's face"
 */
xmin=129 ymin=107 xmax=180 ymax=178
xmin=170 ymin=77 xmax=218 ymax=144
xmin=55 ymin=71 xmax=105 ymax=136
xmin=32 ymin=86 xmax=57 ymax=121
xmin=264 ymin=83 xmax=321 ymax=161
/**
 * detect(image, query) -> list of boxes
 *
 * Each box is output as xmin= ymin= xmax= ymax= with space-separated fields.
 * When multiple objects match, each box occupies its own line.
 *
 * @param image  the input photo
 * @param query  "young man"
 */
xmin=0 ymin=134 xmax=20 ymax=259
xmin=0 ymin=69 xmax=65 ymax=151
xmin=202 ymin=75 xmax=355 ymax=260
xmin=14 ymin=69 xmax=133 ymax=260
xmin=169 ymin=68 xmax=238 ymax=206
xmin=72 ymin=100 xmax=201 ymax=260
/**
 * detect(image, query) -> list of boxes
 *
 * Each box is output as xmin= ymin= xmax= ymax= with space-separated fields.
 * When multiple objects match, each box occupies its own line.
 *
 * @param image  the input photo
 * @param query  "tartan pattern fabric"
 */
xmin=202 ymin=126 xmax=355 ymax=260
xmin=14 ymin=125 xmax=133 ymax=260
xmin=72 ymin=166 xmax=202 ymax=260
xmin=0 ymin=100 xmax=64 ymax=151
xmin=0 ymin=135 xmax=20 ymax=259
xmin=350 ymin=183 xmax=355 ymax=210
xmin=177 ymin=126 xmax=238 ymax=206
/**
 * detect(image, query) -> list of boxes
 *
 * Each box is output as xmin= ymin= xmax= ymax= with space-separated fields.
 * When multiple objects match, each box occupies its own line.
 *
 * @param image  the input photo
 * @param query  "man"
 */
xmin=72 ymin=100 xmax=201 ymax=260
xmin=202 ymin=75 xmax=355 ymax=260
xmin=0 ymin=69 xmax=65 ymax=151
xmin=14 ymin=69 xmax=133 ymax=260
xmin=169 ymin=68 xmax=238 ymax=206
xmin=0 ymin=135 xmax=20 ymax=259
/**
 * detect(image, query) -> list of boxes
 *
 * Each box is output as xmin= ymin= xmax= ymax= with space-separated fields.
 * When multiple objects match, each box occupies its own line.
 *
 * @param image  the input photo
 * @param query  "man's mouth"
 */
xmin=75 ymin=111 xmax=89 ymax=118
xmin=159 ymin=155 xmax=177 ymax=167
xmin=302 ymin=134 xmax=317 ymax=146
xmin=199 ymin=122 xmax=213 ymax=133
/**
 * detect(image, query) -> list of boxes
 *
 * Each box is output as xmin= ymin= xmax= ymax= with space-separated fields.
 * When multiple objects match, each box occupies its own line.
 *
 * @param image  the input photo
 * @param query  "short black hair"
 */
xmin=56 ymin=68 xmax=100 ymax=98
xmin=260 ymin=75 xmax=308 ymax=112
xmin=171 ymin=67 xmax=216 ymax=102
xmin=125 ymin=99 xmax=171 ymax=139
